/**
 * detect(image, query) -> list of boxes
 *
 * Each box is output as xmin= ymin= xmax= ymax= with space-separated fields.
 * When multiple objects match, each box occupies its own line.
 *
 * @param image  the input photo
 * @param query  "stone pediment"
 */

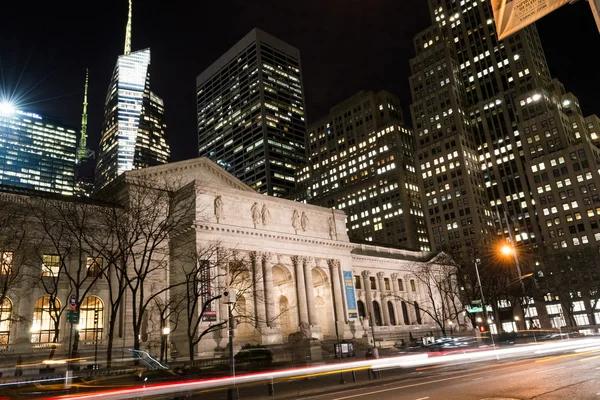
xmin=124 ymin=157 xmax=255 ymax=193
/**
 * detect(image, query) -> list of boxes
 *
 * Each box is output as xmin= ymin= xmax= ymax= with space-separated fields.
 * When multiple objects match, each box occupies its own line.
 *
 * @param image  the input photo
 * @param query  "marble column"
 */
xmin=303 ymin=257 xmax=318 ymax=326
xmin=327 ymin=259 xmax=346 ymax=324
xmin=377 ymin=272 xmax=391 ymax=326
xmin=251 ymin=252 xmax=266 ymax=328
xmin=292 ymin=256 xmax=309 ymax=325
xmin=391 ymin=273 xmax=403 ymax=325
xmin=262 ymin=253 xmax=275 ymax=328
xmin=362 ymin=270 xmax=375 ymax=326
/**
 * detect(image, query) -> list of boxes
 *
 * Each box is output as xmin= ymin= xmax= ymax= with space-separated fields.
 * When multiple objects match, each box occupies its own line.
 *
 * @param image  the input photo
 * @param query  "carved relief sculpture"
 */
xmin=214 ymin=195 xmax=224 ymax=223
xmin=251 ymin=202 xmax=261 ymax=228
xmin=300 ymin=211 xmax=309 ymax=231
xmin=261 ymin=204 xmax=270 ymax=225
xmin=291 ymin=210 xmax=301 ymax=232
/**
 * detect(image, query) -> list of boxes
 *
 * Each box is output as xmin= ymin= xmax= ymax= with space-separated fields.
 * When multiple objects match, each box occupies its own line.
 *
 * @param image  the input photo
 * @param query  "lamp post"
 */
xmin=474 ymin=258 xmax=497 ymax=354
xmin=225 ymin=289 xmax=239 ymax=400
xmin=161 ymin=327 xmax=170 ymax=363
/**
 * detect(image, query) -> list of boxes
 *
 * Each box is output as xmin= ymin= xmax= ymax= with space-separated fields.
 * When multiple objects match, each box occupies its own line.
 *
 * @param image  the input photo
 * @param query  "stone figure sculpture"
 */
xmin=251 ymin=202 xmax=261 ymax=227
xmin=300 ymin=211 xmax=309 ymax=231
xmin=291 ymin=210 xmax=301 ymax=232
xmin=328 ymin=216 xmax=336 ymax=239
xmin=261 ymin=204 xmax=270 ymax=225
xmin=214 ymin=195 xmax=224 ymax=223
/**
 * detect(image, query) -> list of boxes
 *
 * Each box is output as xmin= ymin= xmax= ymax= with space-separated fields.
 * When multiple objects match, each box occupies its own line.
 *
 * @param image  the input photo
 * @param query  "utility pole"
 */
xmin=226 ymin=289 xmax=239 ymax=400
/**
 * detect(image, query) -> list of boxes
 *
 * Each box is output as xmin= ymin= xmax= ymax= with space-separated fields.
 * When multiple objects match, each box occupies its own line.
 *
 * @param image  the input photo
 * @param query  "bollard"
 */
xmin=352 ymin=370 xmax=357 ymax=383
xmin=267 ymin=380 xmax=275 ymax=396
xmin=367 ymin=369 xmax=372 ymax=380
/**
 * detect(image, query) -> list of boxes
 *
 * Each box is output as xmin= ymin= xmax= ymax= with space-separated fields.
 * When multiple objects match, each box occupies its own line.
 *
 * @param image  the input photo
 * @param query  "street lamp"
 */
xmin=474 ymin=258 xmax=497 ymax=353
xmin=161 ymin=327 xmax=170 ymax=363
xmin=224 ymin=289 xmax=239 ymax=400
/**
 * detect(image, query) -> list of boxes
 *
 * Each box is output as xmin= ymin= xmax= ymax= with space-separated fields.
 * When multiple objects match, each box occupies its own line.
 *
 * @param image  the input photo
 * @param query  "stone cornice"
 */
xmin=192 ymin=222 xmax=355 ymax=249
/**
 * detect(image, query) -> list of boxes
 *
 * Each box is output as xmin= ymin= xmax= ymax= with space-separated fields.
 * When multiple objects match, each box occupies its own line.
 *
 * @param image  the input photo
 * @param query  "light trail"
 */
xmin=46 ymin=337 xmax=600 ymax=400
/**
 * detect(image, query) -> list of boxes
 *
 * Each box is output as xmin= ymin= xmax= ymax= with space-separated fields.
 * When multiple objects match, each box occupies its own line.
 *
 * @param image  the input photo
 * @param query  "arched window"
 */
xmin=401 ymin=301 xmax=410 ymax=325
xmin=79 ymin=296 xmax=103 ymax=341
xmin=372 ymin=301 xmax=382 ymax=326
xmin=387 ymin=301 xmax=396 ymax=326
xmin=0 ymin=297 xmax=12 ymax=344
xmin=414 ymin=301 xmax=422 ymax=324
xmin=357 ymin=300 xmax=366 ymax=318
xmin=32 ymin=296 xmax=61 ymax=343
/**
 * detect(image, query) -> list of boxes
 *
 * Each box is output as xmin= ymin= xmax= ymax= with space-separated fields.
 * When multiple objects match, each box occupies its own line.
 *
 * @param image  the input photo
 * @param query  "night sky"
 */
xmin=1 ymin=1 xmax=598 ymax=163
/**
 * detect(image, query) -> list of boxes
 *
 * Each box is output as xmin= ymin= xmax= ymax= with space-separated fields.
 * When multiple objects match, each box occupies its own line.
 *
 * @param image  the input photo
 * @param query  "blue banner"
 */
xmin=343 ymin=271 xmax=358 ymax=318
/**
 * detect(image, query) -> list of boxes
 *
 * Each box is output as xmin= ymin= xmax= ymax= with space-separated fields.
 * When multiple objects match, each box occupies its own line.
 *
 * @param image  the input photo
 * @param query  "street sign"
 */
xmin=69 ymin=295 xmax=78 ymax=311
xmin=67 ymin=310 xmax=80 ymax=324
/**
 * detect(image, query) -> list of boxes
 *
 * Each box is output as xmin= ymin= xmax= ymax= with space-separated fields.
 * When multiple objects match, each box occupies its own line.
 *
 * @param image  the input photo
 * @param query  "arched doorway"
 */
xmin=372 ymin=301 xmax=382 ymax=326
xmin=235 ymin=296 xmax=253 ymax=339
xmin=279 ymin=296 xmax=293 ymax=338
xmin=357 ymin=300 xmax=366 ymax=318
xmin=401 ymin=301 xmax=410 ymax=325
xmin=79 ymin=296 xmax=104 ymax=342
xmin=387 ymin=301 xmax=397 ymax=325
xmin=31 ymin=296 xmax=61 ymax=343
xmin=0 ymin=297 xmax=11 ymax=344
xmin=312 ymin=268 xmax=332 ymax=336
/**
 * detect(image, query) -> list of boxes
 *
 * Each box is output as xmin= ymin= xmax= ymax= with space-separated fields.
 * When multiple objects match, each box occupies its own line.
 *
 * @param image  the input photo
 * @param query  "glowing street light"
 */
xmin=500 ymin=244 xmax=514 ymax=257
xmin=0 ymin=101 xmax=16 ymax=116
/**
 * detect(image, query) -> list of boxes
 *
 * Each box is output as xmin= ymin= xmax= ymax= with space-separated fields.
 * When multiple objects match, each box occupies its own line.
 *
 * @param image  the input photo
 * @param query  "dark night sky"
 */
xmin=1 ymin=1 xmax=599 ymax=163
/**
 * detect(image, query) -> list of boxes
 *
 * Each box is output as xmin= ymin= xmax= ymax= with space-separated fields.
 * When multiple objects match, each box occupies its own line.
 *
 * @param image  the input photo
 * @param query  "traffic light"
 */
xmin=479 ymin=325 xmax=485 ymax=332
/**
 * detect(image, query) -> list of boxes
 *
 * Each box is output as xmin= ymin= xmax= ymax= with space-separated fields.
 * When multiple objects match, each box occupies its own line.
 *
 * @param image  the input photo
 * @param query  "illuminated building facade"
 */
xmin=0 ymin=106 xmax=77 ymax=195
xmin=196 ymin=28 xmax=307 ymax=197
xmin=295 ymin=91 xmax=430 ymax=251
xmin=96 ymin=0 xmax=169 ymax=191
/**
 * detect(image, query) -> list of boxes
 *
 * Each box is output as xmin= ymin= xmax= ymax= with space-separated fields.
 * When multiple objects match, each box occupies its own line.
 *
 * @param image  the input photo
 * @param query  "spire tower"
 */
xmin=124 ymin=0 xmax=132 ymax=55
xmin=77 ymin=69 xmax=89 ymax=163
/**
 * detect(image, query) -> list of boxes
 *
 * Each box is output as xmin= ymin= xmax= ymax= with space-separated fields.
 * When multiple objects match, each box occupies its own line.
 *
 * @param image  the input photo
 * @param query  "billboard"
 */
xmin=591 ymin=0 xmax=600 ymax=32
xmin=199 ymin=260 xmax=217 ymax=322
xmin=492 ymin=0 xmax=570 ymax=40
xmin=343 ymin=271 xmax=358 ymax=318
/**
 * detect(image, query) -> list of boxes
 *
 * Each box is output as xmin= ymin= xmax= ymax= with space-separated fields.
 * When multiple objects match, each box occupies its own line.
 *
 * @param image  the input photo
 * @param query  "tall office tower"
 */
xmin=96 ymin=0 xmax=169 ymax=191
xmin=196 ymin=28 xmax=308 ymax=197
xmin=294 ymin=91 xmax=430 ymax=251
xmin=410 ymin=0 xmax=562 ymax=254
xmin=0 ymin=103 xmax=77 ymax=195
xmin=75 ymin=69 xmax=95 ymax=197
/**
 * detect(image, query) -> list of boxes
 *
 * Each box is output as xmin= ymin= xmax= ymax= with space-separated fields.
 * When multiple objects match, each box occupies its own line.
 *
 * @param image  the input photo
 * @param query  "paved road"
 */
xmin=200 ymin=344 xmax=600 ymax=400
xmin=261 ymin=350 xmax=600 ymax=400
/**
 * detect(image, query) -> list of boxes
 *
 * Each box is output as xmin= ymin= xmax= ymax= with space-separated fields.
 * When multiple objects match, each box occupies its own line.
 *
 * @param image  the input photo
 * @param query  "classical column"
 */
xmin=303 ymin=257 xmax=318 ymax=326
xmin=391 ymin=273 xmax=403 ymax=325
xmin=262 ymin=252 xmax=276 ymax=328
xmin=362 ymin=270 xmax=375 ymax=325
xmin=377 ymin=272 xmax=391 ymax=326
xmin=292 ymin=256 xmax=309 ymax=325
xmin=251 ymin=252 xmax=266 ymax=328
xmin=327 ymin=259 xmax=346 ymax=324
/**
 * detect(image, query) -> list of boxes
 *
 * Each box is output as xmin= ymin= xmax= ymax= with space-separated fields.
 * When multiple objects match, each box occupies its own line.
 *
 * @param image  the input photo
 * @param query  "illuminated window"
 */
xmin=0 ymin=298 xmax=11 ymax=344
xmin=31 ymin=296 xmax=61 ymax=343
xmin=41 ymin=255 xmax=60 ymax=277
xmin=86 ymin=257 xmax=103 ymax=278
xmin=78 ymin=296 xmax=104 ymax=341
xmin=0 ymin=252 xmax=13 ymax=275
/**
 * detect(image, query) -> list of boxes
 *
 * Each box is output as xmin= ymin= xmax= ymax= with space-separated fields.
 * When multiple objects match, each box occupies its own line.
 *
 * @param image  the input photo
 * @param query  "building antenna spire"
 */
xmin=124 ymin=0 xmax=133 ymax=55
xmin=77 ymin=69 xmax=89 ymax=163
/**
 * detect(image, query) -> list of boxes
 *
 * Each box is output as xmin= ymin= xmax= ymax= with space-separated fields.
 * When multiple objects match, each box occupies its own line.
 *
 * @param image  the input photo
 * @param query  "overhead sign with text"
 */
xmin=492 ymin=0 xmax=570 ymax=40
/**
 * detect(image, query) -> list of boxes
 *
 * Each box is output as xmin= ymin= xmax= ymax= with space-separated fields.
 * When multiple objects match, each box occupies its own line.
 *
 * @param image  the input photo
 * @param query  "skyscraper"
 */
xmin=96 ymin=0 xmax=169 ymax=191
xmin=75 ymin=69 xmax=95 ymax=197
xmin=295 ymin=90 xmax=430 ymax=251
xmin=196 ymin=28 xmax=307 ymax=197
xmin=0 ymin=103 xmax=77 ymax=195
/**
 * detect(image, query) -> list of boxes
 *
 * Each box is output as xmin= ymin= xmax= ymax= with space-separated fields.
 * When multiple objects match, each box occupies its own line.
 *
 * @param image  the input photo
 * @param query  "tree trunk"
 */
xmin=188 ymin=336 xmax=195 ymax=362
xmin=106 ymin=312 xmax=118 ymax=368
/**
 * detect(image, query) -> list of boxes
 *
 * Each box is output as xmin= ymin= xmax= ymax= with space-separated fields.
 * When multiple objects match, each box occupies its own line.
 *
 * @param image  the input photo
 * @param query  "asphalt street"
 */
xmin=223 ymin=347 xmax=600 ymax=400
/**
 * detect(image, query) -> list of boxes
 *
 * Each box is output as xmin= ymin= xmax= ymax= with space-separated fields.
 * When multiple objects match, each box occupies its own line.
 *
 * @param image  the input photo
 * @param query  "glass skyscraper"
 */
xmin=0 ymin=106 xmax=77 ymax=195
xmin=96 ymin=1 xmax=169 ymax=191
xmin=196 ymin=28 xmax=308 ymax=197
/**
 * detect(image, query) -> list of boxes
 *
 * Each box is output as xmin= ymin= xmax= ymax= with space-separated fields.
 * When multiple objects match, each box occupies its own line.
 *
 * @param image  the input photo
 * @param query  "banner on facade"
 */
xmin=491 ymin=0 xmax=570 ymax=40
xmin=199 ymin=260 xmax=217 ymax=322
xmin=591 ymin=0 xmax=600 ymax=33
xmin=343 ymin=271 xmax=358 ymax=318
